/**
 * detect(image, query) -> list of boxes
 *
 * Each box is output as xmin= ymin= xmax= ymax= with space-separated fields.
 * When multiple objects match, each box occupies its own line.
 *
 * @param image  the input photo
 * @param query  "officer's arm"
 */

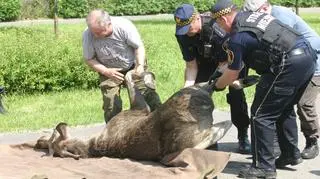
xmin=215 ymin=68 xmax=240 ymax=89
xmin=184 ymin=59 xmax=198 ymax=87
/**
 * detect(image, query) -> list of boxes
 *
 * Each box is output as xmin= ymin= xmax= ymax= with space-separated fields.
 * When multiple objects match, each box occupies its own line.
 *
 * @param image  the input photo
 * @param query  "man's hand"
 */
xmin=103 ymin=68 xmax=125 ymax=83
xmin=135 ymin=64 xmax=144 ymax=75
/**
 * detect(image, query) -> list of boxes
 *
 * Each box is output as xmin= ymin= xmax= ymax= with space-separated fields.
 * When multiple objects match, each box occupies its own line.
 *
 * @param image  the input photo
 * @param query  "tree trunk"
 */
xmin=295 ymin=0 xmax=299 ymax=15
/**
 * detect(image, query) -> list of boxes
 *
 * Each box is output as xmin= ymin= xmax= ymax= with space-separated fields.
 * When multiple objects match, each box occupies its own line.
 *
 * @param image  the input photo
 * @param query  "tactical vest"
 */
xmin=234 ymin=12 xmax=302 ymax=73
xmin=198 ymin=15 xmax=226 ymax=62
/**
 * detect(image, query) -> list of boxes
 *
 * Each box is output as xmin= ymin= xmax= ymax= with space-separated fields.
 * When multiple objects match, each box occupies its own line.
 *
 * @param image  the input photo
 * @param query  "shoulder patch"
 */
xmin=222 ymin=39 xmax=234 ymax=65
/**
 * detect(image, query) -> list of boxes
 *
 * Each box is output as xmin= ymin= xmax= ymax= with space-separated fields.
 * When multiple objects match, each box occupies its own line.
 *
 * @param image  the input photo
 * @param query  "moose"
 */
xmin=35 ymin=70 xmax=233 ymax=161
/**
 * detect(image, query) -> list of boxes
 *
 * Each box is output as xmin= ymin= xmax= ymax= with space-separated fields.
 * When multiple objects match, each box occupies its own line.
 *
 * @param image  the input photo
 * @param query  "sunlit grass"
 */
xmin=0 ymin=13 xmax=319 ymax=132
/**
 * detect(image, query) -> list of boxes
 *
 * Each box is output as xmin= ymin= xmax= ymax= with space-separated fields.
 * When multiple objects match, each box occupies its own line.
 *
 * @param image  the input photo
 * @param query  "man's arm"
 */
xmin=134 ymin=45 xmax=146 ymax=74
xmin=85 ymin=59 xmax=124 ymax=82
xmin=184 ymin=59 xmax=198 ymax=87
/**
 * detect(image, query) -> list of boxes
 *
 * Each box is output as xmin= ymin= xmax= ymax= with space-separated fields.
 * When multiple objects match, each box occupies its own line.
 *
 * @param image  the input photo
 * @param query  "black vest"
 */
xmin=199 ymin=15 xmax=227 ymax=63
xmin=233 ymin=12 xmax=302 ymax=73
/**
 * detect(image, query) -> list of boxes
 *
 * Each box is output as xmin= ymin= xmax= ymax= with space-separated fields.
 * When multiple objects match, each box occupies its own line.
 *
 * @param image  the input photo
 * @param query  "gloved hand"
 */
xmin=208 ymin=78 xmax=225 ymax=92
xmin=208 ymin=69 xmax=223 ymax=85
xmin=230 ymin=75 xmax=260 ymax=90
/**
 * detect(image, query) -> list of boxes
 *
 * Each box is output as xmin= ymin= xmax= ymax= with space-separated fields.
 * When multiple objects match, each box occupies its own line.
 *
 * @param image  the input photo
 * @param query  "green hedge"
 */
xmin=17 ymin=0 xmax=319 ymax=19
xmin=0 ymin=0 xmax=21 ymax=22
xmin=0 ymin=26 xmax=98 ymax=94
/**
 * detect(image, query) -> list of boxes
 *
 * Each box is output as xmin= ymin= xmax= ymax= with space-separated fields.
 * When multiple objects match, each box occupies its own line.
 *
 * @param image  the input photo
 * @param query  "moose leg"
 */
xmin=194 ymin=120 xmax=232 ymax=149
xmin=125 ymin=70 xmax=150 ymax=111
xmin=47 ymin=129 xmax=58 ymax=156
xmin=55 ymin=122 xmax=70 ymax=140
xmin=60 ymin=150 xmax=81 ymax=160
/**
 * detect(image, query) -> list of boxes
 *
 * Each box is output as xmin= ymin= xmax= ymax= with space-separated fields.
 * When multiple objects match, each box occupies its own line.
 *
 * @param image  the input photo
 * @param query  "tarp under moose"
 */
xmin=0 ymin=144 xmax=230 ymax=179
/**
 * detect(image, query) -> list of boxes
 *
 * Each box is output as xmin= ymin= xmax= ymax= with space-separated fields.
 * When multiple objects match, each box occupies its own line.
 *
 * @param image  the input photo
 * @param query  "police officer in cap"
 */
xmin=211 ymin=0 xmax=316 ymax=178
xmin=174 ymin=4 xmax=251 ymax=154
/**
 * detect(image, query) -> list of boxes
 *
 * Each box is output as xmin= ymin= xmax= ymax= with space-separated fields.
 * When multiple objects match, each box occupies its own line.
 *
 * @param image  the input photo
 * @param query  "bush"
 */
xmin=0 ymin=26 xmax=98 ymax=94
xmin=107 ymin=0 xmax=216 ymax=15
xmin=13 ymin=0 xmax=320 ymax=20
xmin=0 ymin=0 xmax=21 ymax=22
xmin=59 ymin=0 xmax=89 ymax=18
xmin=20 ymin=0 xmax=50 ymax=19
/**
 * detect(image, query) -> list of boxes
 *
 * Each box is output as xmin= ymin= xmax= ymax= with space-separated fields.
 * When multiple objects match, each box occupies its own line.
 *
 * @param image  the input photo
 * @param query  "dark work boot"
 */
xmin=238 ymin=167 xmax=276 ymax=179
xmin=238 ymin=129 xmax=251 ymax=154
xmin=275 ymin=155 xmax=303 ymax=168
xmin=301 ymin=137 xmax=319 ymax=159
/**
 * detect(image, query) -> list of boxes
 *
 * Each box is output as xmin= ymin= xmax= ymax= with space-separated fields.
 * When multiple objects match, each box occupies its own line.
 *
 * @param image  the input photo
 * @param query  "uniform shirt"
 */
xmin=226 ymin=12 xmax=306 ymax=71
xmin=175 ymin=16 xmax=227 ymax=63
xmin=82 ymin=17 xmax=143 ymax=71
xmin=271 ymin=5 xmax=320 ymax=75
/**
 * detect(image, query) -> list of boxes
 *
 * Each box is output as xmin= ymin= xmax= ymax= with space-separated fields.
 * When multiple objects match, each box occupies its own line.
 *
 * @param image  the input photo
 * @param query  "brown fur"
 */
xmin=35 ymin=72 xmax=231 ymax=161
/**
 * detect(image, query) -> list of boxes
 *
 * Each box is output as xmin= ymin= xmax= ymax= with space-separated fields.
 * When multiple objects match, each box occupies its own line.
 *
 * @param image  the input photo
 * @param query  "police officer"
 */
xmin=174 ymin=4 xmax=251 ymax=154
xmin=211 ymin=0 xmax=316 ymax=178
xmin=243 ymin=0 xmax=320 ymax=160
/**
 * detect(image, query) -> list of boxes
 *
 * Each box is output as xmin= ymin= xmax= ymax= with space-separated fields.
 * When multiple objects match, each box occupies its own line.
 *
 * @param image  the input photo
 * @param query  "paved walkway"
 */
xmin=1 ymin=104 xmax=320 ymax=179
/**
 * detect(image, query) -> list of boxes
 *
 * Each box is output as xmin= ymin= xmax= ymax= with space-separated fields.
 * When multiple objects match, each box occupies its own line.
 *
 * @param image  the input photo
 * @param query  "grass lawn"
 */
xmin=0 ymin=13 xmax=319 ymax=133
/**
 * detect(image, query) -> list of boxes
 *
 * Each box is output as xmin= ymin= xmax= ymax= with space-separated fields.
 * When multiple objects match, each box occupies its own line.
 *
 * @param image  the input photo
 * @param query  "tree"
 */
xmin=295 ymin=0 xmax=299 ymax=15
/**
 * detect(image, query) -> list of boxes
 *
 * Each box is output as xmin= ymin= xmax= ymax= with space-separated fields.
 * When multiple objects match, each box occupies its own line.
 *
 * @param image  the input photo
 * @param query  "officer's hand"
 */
xmin=209 ymin=78 xmax=226 ymax=92
xmin=208 ymin=70 xmax=223 ymax=85
xmin=230 ymin=75 xmax=260 ymax=90
xmin=103 ymin=68 xmax=124 ymax=83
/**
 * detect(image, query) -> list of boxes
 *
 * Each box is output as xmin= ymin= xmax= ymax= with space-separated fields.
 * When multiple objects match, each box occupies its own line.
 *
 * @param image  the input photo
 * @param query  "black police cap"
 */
xmin=211 ymin=0 xmax=237 ymax=19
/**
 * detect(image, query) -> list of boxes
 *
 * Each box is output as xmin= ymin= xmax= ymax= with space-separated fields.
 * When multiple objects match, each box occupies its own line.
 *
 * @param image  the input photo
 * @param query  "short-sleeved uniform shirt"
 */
xmin=82 ymin=17 xmax=143 ymax=71
xmin=175 ymin=16 xmax=228 ymax=83
xmin=175 ymin=16 xmax=227 ymax=64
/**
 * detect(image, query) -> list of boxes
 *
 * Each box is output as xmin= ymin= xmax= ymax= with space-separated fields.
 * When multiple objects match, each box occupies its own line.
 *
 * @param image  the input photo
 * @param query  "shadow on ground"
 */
xmin=310 ymin=170 xmax=320 ymax=176
xmin=222 ymin=161 xmax=251 ymax=176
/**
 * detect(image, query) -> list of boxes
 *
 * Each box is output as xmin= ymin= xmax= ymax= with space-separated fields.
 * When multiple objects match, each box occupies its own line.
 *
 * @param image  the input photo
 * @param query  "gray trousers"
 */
xmin=297 ymin=75 xmax=320 ymax=138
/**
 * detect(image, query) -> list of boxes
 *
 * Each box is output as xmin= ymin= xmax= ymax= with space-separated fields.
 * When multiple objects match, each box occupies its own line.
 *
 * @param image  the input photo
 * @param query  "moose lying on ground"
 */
xmin=34 ymin=70 xmax=233 ymax=161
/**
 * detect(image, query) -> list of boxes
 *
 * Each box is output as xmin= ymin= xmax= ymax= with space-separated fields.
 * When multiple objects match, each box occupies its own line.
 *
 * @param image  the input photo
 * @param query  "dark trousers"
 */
xmin=297 ymin=75 xmax=320 ymax=138
xmin=250 ymin=48 xmax=315 ymax=170
xmin=195 ymin=61 xmax=250 ymax=135
xmin=228 ymin=68 xmax=250 ymax=137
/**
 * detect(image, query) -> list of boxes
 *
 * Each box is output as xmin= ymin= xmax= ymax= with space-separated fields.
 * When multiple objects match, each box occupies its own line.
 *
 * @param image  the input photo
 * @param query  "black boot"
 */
xmin=238 ymin=129 xmax=251 ymax=154
xmin=301 ymin=136 xmax=319 ymax=159
xmin=275 ymin=155 xmax=303 ymax=168
xmin=238 ymin=166 xmax=276 ymax=179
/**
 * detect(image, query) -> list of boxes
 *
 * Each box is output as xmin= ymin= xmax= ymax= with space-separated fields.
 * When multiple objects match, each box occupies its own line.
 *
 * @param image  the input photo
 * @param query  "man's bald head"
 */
xmin=86 ymin=9 xmax=111 ymax=29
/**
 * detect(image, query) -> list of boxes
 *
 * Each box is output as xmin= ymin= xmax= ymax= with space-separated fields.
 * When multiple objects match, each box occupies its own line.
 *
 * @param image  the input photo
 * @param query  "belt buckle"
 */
xmin=288 ymin=48 xmax=304 ymax=57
